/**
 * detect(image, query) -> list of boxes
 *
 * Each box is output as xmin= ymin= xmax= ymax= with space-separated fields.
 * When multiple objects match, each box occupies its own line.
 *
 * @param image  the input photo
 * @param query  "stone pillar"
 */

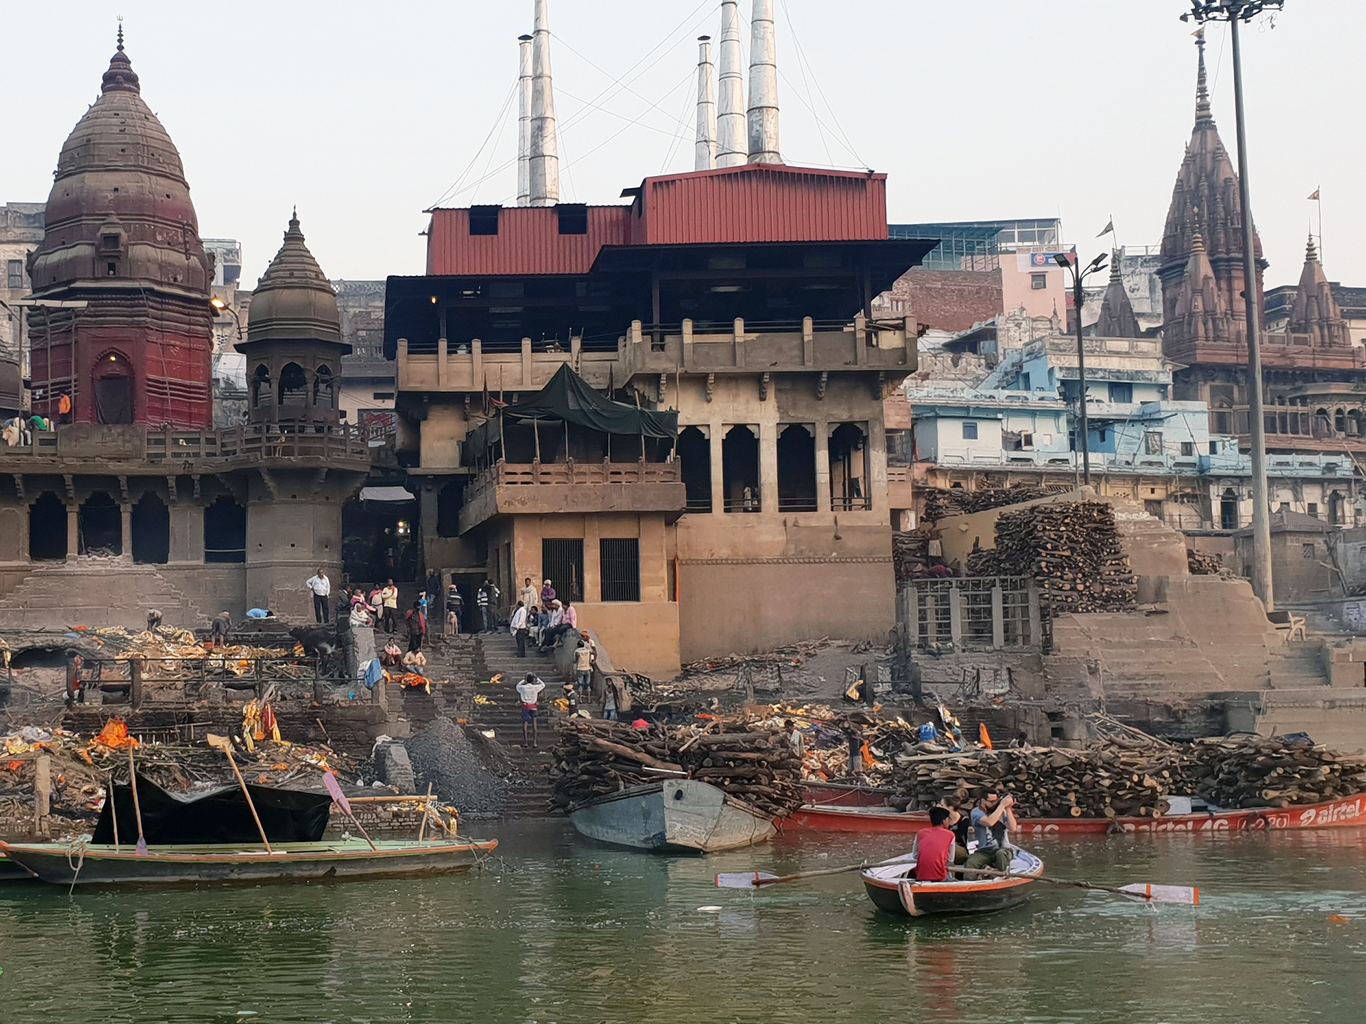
xmin=1027 ymin=583 xmax=1042 ymax=648
xmin=67 ymin=507 xmax=79 ymax=561
xmin=814 ymin=422 xmax=831 ymax=513
xmin=758 ymin=421 xmax=778 ymax=514
xmin=709 ymin=423 xmax=725 ymax=514
xmin=120 ymin=503 xmax=132 ymax=558
xmin=991 ymin=584 xmax=1005 ymax=650
xmin=948 ymin=584 xmax=963 ymax=645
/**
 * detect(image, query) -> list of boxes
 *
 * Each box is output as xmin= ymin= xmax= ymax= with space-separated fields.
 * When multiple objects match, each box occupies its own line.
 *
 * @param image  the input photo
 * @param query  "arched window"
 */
xmin=721 ymin=426 xmax=760 ymax=513
xmin=313 ymin=365 xmax=336 ymax=409
xmin=204 ymin=496 xmax=247 ymax=563
xmin=677 ymin=426 xmax=712 ymax=513
xmin=829 ymin=423 xmax=871 ymax=511
xmin=1335 ymin=408 xmax=1347 ymax=433
xmin=79 ymin=492 xmax=122 ymax=555
xmin=777 ymin=424 xmax=817 ymax=512
xmin=131 ymin=493 xmax=170 ymax=564
xmin=29 ymin=492 xmax=66 ymax=560
xmin=92 ymin=351 xmax=134 ymax=424
xmin=278 ymin=362 xmax=307 ymax=408
xmin=251 ymin=364 xmax=271 ymax=408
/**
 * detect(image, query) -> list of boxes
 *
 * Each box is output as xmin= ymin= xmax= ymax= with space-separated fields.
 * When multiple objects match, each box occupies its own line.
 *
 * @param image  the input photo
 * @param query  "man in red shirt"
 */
xmin=913 ymin=806 xmax=957 ymax=882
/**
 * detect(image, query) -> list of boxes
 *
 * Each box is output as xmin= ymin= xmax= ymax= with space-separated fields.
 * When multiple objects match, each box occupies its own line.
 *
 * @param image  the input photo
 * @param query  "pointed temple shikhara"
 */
xmin=1160 ymin=34 xmax=1361 ymax=453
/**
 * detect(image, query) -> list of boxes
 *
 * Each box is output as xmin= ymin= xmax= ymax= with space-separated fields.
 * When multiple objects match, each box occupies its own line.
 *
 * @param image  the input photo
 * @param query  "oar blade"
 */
xmin=1117 ymin=883 xmax=1201 ymax=905
xmin=715 ymin=871 xmax=780 ymax=890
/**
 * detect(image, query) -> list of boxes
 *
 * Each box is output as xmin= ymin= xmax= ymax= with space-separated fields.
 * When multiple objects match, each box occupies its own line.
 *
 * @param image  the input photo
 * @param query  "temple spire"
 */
xmin=1194 ymin=29 xmax=1213 ymax=124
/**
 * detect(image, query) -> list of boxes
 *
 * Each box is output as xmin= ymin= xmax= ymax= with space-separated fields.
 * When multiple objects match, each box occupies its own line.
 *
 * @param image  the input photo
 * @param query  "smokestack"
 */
xmin=715 ymin=0 xmax=746 ymax=168
xmin=746 ymin=0 xmax=780 ymax=164
xmin=695 ymin=36 xmax=716 ymax=171
xmin=528 ymin=0 xmax=560 ymax=206
xmin=517 ymin=34 xmax=533 ymax=207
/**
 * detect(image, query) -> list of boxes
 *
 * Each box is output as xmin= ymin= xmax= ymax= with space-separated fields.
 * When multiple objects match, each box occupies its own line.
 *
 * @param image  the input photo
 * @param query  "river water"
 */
xmin=1 ymin=821 xmax=1364 ymax=1023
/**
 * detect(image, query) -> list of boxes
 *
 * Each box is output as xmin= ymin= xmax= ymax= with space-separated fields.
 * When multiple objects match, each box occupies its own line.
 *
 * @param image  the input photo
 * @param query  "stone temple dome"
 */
xmin=29 ymin=30 xmax=212 ymax=295
xmin=247 ymin=213 xmax=342 ymax=345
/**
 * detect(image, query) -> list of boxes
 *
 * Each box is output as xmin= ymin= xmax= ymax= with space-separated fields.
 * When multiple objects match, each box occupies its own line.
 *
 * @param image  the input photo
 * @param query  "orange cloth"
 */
xmin=58 ymin=394 xmax=71 ymax=415
xmin=979 ymin=723 xmax=994 ymax=750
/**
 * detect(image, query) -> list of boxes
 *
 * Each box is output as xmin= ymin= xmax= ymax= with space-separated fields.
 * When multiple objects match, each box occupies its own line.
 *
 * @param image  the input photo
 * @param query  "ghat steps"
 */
xmin=0 ymin=561 xmax=210 ymax=631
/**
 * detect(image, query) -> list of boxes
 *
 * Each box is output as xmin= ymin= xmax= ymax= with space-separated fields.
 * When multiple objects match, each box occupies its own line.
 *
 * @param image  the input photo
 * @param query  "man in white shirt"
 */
xmin=518 ymin=577 xmax=538 ymax=615
xmin=516 ymin=673 xmax=546 ymax=747
xmin=510 ymin=601 xmax=529 ymax=658
xmin=305 ymin=569 xmax=331 ymax=624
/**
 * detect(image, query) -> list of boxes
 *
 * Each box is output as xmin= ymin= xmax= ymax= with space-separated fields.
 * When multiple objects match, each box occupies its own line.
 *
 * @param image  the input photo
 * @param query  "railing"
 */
xmin=898 ymin=576 xmax=1043 ymax=652
xmin=0 ymin=424 xmax=374 ymax=463
xmin=475 ymin=459 xmax=681 ymax=491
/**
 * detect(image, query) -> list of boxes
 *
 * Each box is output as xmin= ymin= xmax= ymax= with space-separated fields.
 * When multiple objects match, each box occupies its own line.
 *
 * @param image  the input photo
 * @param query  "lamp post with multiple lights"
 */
xmin=1053 ymin=251 xmax=1109 ymax=487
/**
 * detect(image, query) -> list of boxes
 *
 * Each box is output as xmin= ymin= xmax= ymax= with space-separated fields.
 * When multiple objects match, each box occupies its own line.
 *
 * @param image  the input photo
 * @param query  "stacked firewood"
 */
xmin=1188 ymin=735 xmax=1366 ymax=808
xmin=967 ymin=501 xmax=1137 ymax=613
xmin=893 ymin=531 xmax=932 ymax=583
xmin=886 ymin=736 xmax=1366 ymax=817
xmin=1187 ymin=548 xmax=1223 ymax=575
xmin=922 ymin=485 xmax=1067 ymax=523
xmin=549 ymin=719 xmax=804 ymax=820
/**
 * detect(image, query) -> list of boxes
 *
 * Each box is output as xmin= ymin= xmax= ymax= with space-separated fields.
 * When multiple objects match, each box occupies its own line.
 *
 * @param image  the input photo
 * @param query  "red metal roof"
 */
xmin=426 ymin=205 xmax=630 ymax=276
xmin=425 ymin=165 xmax=888 ymax=277
xmin=631 ymin=164 xmax=887 ymax=245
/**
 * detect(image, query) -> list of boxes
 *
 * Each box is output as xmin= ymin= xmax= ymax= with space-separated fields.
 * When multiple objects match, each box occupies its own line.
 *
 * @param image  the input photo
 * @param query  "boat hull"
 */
xmin=787 ymin=790 xmax=1366 ymax=836
xmin=0 ymin=838 xmax=498 ymax=887
xmin=569 ymin=779 xmax=776 ymax=853
xmin=861 ymin=849 xmax=1042 ymax=917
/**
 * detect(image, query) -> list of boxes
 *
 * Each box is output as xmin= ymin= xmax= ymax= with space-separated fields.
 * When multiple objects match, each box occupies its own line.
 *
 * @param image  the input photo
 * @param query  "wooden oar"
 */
xmin=716 ymin=855 xmax=910 ymax=889
xmin=127 ymin=747 xmax=147 ymax=856
xmin=206 ymin=733 xmax=272 ymax=853
xmin=951 ymin=865 xmax=1200 ymax=905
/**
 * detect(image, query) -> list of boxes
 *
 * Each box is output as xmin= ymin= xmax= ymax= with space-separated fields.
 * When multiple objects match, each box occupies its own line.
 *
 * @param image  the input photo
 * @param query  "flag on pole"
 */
xmin=1308 ymin=188 xmax=1320 ymax=201
xmin=1097 ymin=219 xmax=1115 ymax=238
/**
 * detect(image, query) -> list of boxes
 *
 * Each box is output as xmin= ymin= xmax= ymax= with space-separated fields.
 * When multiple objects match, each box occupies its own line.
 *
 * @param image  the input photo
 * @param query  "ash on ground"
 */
xmin=406 ymin=716 xmax=516 ymax=820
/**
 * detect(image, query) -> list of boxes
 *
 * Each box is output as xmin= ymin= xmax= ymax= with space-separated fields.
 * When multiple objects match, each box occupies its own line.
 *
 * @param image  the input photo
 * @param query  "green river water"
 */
xmin=1 ymin=820 xmax=1364 ymax=1023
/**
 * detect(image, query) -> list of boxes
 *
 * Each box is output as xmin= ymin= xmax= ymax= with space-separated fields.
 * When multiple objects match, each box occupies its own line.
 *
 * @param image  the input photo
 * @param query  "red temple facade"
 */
xmin=25 ymin=33 xmax=214 ymax=428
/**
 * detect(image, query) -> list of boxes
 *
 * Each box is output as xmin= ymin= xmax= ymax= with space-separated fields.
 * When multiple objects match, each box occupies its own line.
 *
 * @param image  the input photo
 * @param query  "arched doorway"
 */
xmin=829 ymin=423 xmax=870 ymax=510
xmin=131 ymin=493 xmax=170 ymax=564
xmin=721 ymin=425 xmax=760 ymax=513
xmin=777 ymin=424 xmax=817 ymax=512
xmin=313 ymin=365 xmax=336 ymax=411
xmin=676 ymin=426 xmax=712 ymax=512
xmin=278 ymin=362 xmax=307 ymax=412
xmin=29 ymin=492 xmax=66 ymax=561
xmin=93 ymin=351 xmax=134 ymax=424
xmin=251 ymin=364 xmax=271 ymax=411
xmin=79 ymin=492 xmax=122 ymax=555
xmin=204 ymin=496 xmax=246 ymax=563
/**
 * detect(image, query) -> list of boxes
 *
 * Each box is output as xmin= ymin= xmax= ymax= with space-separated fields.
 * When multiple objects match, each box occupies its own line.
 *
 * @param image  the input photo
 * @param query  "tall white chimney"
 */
xmin=528 ymin=0 xmax=560 ymax=206
xmin=746 ymin=0 xmax=780 ymax=164
xmin=695 ymin=35 xmax=716 ymax=171
xmin=715 ymin=0 xmax=746 ymax=168
xmin=517 ymin=34 xmax=533 ymax=207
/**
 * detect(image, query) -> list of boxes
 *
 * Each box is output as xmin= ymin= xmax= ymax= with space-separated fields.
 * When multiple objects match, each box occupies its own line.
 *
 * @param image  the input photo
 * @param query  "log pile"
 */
xmin=893 ymin=531 xmax=932 ymax=583
xmin=886 ymin=735 xmax=1366 ymax=817
xmin=549 ymin=719 xmax=804 ymax=820
xmin=922 ymin=485 xmax=1068 ymax=523
xmin=968 ymin=501 xmax=1137 ymax=613
xmin=1187 ymin=548 xmax=1223 ymax=575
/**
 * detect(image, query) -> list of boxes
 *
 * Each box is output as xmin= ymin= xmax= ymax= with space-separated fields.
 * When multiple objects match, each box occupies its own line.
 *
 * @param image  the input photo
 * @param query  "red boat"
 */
xmin=786 ymin=790 xmax=1366 ymax=836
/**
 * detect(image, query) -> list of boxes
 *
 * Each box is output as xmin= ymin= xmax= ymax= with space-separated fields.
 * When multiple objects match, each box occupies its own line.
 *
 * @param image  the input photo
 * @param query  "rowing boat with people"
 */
xmin=860 ymin=848 xmax=1045 ymax=916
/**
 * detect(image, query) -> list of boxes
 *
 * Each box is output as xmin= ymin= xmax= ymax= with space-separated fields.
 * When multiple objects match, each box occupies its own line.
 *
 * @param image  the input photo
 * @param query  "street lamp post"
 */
xmin=210 ymin=296 xmax=243 ymax=348
xmin=1054 ymin=252 xmax=1109 ymax=487
xmin=1182 ymin=0 xmax=1283 ymax=610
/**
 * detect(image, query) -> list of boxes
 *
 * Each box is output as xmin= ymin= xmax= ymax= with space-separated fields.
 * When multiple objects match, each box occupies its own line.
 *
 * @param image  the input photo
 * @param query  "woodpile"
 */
xmin=1187 ymin=548 xmax=1223 ymax=575
xmin=922 ymin=484 xmax=1068 ymax=523
xmin=886 ymin=734 xmax=1366 ymax=817
xmin=550 ymin=719 xmax=804 ymax=820
xmin=893 ymin=531 xmax=932 ymax=583
xmin=968 ymin=502 xmax=1137 ymax=613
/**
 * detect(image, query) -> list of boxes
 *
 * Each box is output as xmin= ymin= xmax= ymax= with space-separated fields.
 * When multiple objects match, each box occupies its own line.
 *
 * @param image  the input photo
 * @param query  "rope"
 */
xmin=65 ymin=834 xmax=90 ymax=895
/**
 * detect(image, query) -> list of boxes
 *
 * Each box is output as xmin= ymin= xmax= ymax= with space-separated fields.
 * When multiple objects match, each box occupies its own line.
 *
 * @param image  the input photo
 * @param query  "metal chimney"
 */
xmin=528 ymin=0 xmax=560 ymax=206
xmin=695 ymin=35 xmax=716 ymax=171
xmin=716 ymin=0 xmax=746 ymax=168
xmin=517 ymin=34 xmax=533 ymax=207
xmin=746 ymin=0 xmax=780 ymax=164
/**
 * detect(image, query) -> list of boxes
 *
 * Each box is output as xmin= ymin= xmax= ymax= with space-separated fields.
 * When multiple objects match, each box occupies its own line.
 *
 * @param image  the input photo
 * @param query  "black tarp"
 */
xmin=92 ymin=778 xmax=332 ymax=846
xmin=506 ymin=364 xmax=677 ymax=435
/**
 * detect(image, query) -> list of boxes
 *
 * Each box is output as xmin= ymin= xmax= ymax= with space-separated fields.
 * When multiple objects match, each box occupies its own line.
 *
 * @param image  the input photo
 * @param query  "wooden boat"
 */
xmin=861 ymin=848 xmax=1044 ymax=917
xmin=788 ymin=789 xmax=1366 ymax=836
xmin=0 ymin=836 xmax=498 ymax=887
xmin=0 ymin=852 xmax=30 ymax=881
xmin=569 ymin=778 xmax=776 ymax=853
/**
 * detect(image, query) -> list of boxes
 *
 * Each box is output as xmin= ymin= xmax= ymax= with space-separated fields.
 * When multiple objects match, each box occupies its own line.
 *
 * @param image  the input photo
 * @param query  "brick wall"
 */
xmin=890 ymin=269 xmax=1004 ymax=332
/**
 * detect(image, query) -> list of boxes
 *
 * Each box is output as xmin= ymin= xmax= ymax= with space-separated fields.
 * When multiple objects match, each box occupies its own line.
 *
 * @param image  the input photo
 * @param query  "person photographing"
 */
xmin=964 ymin=791 xmax=1017 ymax=874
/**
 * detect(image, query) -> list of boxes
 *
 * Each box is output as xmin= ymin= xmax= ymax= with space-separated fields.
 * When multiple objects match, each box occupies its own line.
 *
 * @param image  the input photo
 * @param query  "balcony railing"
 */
xmin=472 ymin=459 xmax=681 ymax=492
xmin=0 ymin=423 xmax=374 ymax=463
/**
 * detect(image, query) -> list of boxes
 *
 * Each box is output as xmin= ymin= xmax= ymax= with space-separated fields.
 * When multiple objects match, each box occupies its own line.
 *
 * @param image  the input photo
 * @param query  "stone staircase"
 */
xmin=0 ymin=561 xmax=211 ymax=631
xmin=468 ymin=630 xmax=562 ymax=817
xmin=1267 ymin=641 xmax=1330 ymax=689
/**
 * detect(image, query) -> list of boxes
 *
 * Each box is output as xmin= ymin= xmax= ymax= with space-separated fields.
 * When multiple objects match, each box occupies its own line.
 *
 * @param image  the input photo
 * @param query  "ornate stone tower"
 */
xmin=1157 ymin=34 xmax=1266 ymax=366
xmin=1287 ymin=236 xmax=1351 ymax=349
xmin=238 ymin=213 xmax=351 ymax=426
xmin=26 ymin=30 xmax=214 ymax=428
xmin=1097 ymin=253 xmax=1141 ymax=339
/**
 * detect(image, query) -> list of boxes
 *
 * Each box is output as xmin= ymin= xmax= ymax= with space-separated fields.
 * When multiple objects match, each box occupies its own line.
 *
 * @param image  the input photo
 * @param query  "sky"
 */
xmin=4 ymin=1 xmax=1363 ymax=291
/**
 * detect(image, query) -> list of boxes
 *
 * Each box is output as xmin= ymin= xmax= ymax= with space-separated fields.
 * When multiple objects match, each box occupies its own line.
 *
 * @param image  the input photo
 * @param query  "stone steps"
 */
xmin=0 ymin=561 xmax=210 ymax=630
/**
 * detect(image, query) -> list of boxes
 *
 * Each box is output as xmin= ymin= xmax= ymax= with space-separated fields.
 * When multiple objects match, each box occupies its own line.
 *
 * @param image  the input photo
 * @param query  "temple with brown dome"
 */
xmin=25 ymin=31 xmax=215 ymax=428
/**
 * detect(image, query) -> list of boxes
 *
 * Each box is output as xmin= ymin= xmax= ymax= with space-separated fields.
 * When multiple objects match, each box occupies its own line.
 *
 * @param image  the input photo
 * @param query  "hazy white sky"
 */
xmin=5 ymin=1 xmax=1362 ymax=291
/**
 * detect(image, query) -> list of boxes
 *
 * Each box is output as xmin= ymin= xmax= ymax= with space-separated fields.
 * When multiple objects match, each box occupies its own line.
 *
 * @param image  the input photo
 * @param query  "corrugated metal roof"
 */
xmin=425 ymin=165 xmax=889 ymax=277
xmin=634 ymin=165 xmax=888 ymax=245
xmin=427 ymin=205 xmax=630 ymax=276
